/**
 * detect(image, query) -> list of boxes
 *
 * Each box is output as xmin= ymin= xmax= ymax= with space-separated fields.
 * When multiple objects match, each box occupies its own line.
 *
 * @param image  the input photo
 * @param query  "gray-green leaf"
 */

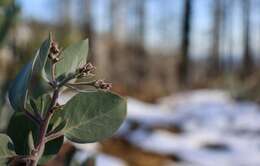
xmin=0 ymin=134 xmax=16 ymax=165
xmin=60 ymin=91 xmax=126 ymax=143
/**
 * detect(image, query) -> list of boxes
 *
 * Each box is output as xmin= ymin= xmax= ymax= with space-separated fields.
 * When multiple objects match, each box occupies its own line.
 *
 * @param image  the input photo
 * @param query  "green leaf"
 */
xmin=0 ymin=134 xmax=16 ymax=165
xmin=31 ymin=94 xmax=52 ymax=117
xmin=8 ymin=62 xmax=32 ymax=112
xmin=7 ymin=113 xmax=36 ymax=155
xmin=7 ymin=113 xmax=64 ymax=164
xmin=32 ymin=34 xmax=51 ymax=82
xmin=29 ymin=98 xmax=38 ymax=114
xmin=29 ymin=35 xmax=52 ymax=99
xmin=50 ymin=117 xmax=67 ymax=134
xmin=45 ymin=39 xmax=89 ymax=80
xmin=59 ymin=91 xmax=126 ymax=143
xmin=57 ymin=39 xmax=89 ymax=76
xmin=8 ymin=36 xmax=51 ymax=111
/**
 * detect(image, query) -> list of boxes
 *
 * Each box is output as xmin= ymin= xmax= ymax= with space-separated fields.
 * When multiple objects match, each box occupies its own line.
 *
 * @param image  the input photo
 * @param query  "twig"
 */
xmin=67 ymin=80 xmax=96 ymax=86
xmin=64 ymin=84 xmax=97 ymax=93
xmin=30 ymin=88 xmax=59 ymax=166
xmin=51 ymin=61 xmax=56 ymax=82
xmin=58 ymin=73 xmax=78 ymax=87
xmin=45 ymin=131 xmax=63 ymax=143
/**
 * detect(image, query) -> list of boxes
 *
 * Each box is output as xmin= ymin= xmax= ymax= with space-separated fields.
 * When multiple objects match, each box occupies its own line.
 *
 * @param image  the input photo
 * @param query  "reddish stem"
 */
xmin=29 ymin=88 xmax=59 ymax=166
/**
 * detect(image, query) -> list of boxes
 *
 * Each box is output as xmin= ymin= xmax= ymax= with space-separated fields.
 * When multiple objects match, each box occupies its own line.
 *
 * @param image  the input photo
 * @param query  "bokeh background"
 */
xmin=1 ymin=0 xmax=260 ymax=165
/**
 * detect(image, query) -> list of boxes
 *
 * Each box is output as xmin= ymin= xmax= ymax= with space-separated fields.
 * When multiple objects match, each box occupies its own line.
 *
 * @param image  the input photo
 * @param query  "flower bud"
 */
xmin=50 ymin=41 xmax=60 ymax=55
xmin=78 ymin=63 xmax=96 ymax=76
xmin=94 ymin=80 xmax=112 ymax=91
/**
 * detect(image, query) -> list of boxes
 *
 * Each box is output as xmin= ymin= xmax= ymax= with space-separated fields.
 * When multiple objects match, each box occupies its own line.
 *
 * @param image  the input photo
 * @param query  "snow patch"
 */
xmin=121 ymin=89 xmax=260 ymax=166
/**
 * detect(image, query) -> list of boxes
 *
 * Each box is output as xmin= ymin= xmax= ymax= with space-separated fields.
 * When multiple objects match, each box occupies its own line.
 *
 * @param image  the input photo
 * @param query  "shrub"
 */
xmin=0 ymin=34 xmax=126 ymax=166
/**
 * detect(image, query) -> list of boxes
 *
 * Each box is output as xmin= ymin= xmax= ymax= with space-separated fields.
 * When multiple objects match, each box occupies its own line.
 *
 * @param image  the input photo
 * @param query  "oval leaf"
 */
xmin=60 ymin=91 xmax=126 ymax=143
xmin=0 ymin=134 xmax=16 ymax=165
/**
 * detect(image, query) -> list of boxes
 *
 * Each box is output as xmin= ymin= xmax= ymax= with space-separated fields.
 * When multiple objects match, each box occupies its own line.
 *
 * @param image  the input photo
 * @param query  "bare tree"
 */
xmin=209 ymin=0 xmax=223 ymax=75
xmin=241 ymin=0 xmax=253 ymax=76
xmin=132 ymin=0 xmax=147 ymax=80
xmin=178 ymin=0 xmax=193 ymax=86
xmin=81 ymin=0 xmax=92 ymax=38
xmin=108 ymin=0 xmax=128 ymax=82
xmin=135 ymin=0 xmax=146 ymax=46
xmin=110 ymin=0 xmax=127 ymax=42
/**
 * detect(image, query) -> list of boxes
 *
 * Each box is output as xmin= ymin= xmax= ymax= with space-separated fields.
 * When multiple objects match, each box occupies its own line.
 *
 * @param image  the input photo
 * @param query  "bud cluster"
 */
xmin=94 ymin=80 xmax=112 ymax=91
xmin=49 ymin=41 xmax=61 ymax=63
xmin=78 ymin=63 xmax=96 ymax=77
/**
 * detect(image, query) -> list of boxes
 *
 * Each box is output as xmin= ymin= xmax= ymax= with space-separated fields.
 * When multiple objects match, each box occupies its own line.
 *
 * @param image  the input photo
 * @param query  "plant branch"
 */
xmin=64 ymin=84 xmax=97 ymax=93
xmin=67 ymin=80 xmax=96 ymax=86
xmin=51 ymin=61 xmax=56 ymax=82
xmin=29 ymin=59 xmax=60 ymax=166
xmin=30 ymin=88 xmax=59 ymax=166
xmin=45 ymin=131 xmax=63 ymax=143
xmin=27 ymin=45 xmax=94 ymax=165
xmin=58 ymin=73 xmax=79 ymax=87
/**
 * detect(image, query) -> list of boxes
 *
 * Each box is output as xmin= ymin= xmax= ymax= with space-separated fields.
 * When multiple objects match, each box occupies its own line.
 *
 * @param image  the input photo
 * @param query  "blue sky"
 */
xmin=17 ymin=0 xmax=56 ymax=22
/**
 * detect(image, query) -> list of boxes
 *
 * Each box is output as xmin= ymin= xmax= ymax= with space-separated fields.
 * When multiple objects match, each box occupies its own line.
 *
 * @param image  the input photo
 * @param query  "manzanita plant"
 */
xmin=0 ymin=34 xmax=126 ymax=166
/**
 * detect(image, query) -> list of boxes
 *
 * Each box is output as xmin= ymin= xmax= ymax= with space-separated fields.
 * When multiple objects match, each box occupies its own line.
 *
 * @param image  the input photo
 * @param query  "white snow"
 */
xmin=120 ymin=89 xmax=260 ymax=166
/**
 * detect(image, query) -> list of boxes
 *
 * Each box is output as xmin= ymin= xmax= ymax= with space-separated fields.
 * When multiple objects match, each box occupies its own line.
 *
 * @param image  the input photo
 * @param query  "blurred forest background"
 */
xmin=1 ymin=0 xmax=260 ymax=102
xmin=1 ymin=0 xmax=260 ymax=165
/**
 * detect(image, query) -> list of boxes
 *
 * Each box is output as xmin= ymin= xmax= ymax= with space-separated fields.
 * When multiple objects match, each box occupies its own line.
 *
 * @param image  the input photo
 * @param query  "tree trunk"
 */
xmin=242 ymin=0 xmax=253 ymax=76
xmin=133 ymin=0 xmax=147 ymax=80
xmin=178 ymin=0 xmax=192 ymax=86
xmin=209 ymin=0 xmax=222 ymax=76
